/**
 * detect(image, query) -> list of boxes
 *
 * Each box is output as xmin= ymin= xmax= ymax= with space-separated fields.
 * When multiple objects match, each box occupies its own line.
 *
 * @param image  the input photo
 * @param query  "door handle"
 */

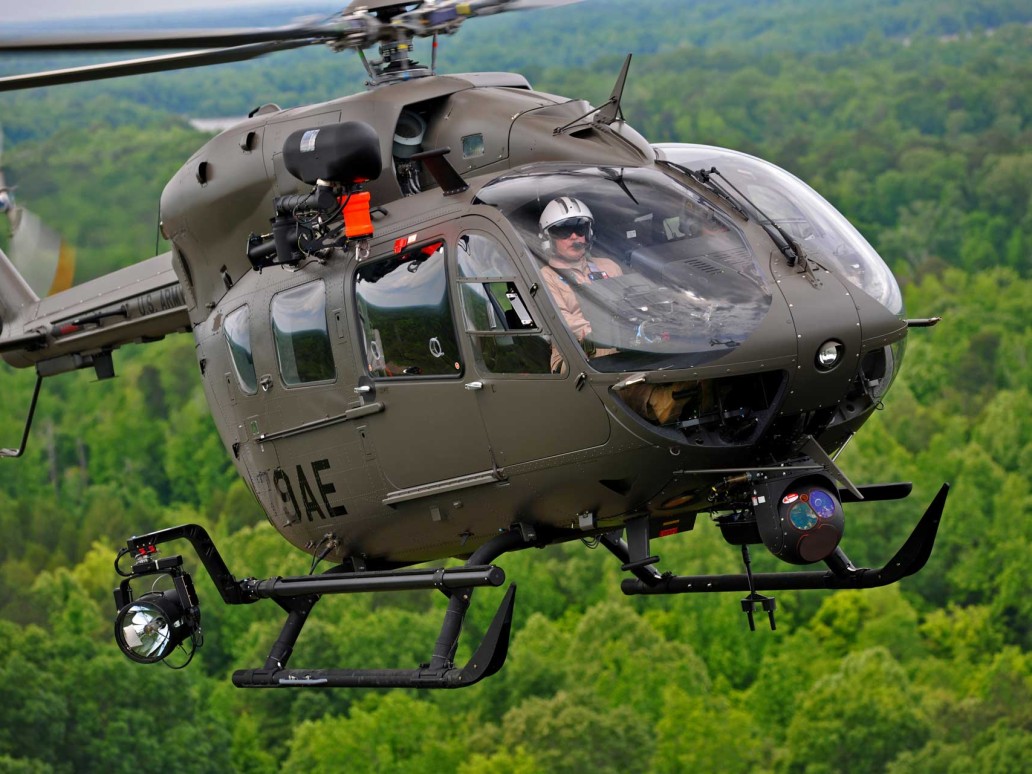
xmin=464 ymin=381 xmax=484 ymax=391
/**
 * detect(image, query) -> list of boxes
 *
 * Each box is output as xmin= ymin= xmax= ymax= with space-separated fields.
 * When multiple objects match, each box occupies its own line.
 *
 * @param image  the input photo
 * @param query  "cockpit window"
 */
xmin=457 ymin=232 xmax=557 ymax=375
xmin=224 ymin=305 xmax=257 ymax=394
xmin=457 ymin=231 xmax=520 ymax=278
xmin=475 ymin=165 xmax=773 ymax=372
xmin=271 ymin=281 xmax=335 ymax=386
xmin=655 ymin=144 xmax=903 ymax=315
xmin=355 ymin=241 xmax=463 ymax=378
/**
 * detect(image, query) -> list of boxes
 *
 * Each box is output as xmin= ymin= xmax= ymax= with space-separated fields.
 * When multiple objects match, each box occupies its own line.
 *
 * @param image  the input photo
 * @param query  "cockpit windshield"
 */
xmin=475 ymin=165 xmax=773 ymax=372
xmin=655 ymin=144 xmax=904 ymax=316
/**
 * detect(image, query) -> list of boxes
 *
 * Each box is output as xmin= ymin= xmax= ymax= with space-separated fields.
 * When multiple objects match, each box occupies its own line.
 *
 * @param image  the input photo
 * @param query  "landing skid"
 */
xmin=113 ymin=483 xmax=948 ymax=685
xmin=233 ymin=584 xmax=518 ymax=688
xmin=114 ymin=526 xmax=532 ymax=689
xmin=614 ymin=483 xmax=950 ymax=628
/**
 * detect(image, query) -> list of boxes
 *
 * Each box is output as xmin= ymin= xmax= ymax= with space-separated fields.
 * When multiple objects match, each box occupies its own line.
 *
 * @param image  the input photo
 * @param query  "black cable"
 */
xmin=114 ymin=546 xmax=134 ymax=577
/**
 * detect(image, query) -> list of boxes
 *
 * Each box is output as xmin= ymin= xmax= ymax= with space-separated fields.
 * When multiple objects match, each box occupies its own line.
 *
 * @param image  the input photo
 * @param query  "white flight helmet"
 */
xmin=539 ymin=196 xmax=594 ymax=244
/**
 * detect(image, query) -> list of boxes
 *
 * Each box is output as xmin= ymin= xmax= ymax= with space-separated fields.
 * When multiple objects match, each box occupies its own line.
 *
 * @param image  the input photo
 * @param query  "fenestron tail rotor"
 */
xmin=7 ymin=207 xmax=76 ymax=297
xmin=0 ymin=125 xmax=74 ymax=297
xmin=0 ymin=0 xmax=581 ymax=91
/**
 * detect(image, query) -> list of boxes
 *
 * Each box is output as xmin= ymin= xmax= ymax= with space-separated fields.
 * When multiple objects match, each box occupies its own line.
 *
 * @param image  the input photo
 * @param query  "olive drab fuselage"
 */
xmin=161 ymin=73 xmax=907 ymax=567
xmin=0 ymin=0 xmax=948 ymax=690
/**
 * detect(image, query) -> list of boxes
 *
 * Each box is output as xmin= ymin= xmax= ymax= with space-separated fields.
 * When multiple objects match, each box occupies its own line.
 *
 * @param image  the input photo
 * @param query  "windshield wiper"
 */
xmin=659 ymin=159 xmax=750 ymax=221
xmin=599 ymin=166 xmax=640 ymax=206
xmin=700 ymin=167 xmax=807 ymax=268
xmin=659 ymin=160 xmax=807 ymax=268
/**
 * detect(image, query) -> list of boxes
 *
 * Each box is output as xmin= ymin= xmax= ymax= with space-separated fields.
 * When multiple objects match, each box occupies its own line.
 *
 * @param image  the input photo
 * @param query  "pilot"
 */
xmin=538 ymin=196 xmax=622 ymax=370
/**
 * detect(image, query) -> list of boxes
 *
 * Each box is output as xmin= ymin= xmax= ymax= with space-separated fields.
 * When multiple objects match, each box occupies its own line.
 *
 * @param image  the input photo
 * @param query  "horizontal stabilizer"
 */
xmin=0 ymin=250 xmax=191 ymax=370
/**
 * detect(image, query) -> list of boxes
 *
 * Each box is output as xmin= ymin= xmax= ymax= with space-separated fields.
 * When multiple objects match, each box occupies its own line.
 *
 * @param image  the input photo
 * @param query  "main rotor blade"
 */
xmin=0 ymin=0 xmax=582 ymax=92
xmin=0 ymin=25 xmax=336 ymax=53
xmin=509 ymin=0 xmax=582 ymax=8
xmin=0 ymin=40 xmax=313 ymax=92
xmin=394 ymin=0 xmax=581 ymax=35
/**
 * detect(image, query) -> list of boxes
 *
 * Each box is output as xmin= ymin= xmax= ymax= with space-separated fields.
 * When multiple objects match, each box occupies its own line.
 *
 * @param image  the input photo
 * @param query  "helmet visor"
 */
xmin=548 ymin=218 xmax=592 ymax=239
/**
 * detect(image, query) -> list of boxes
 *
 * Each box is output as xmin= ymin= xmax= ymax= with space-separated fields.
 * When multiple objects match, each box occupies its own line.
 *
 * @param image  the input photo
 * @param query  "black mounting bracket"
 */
xmin=619 ymin=515 xmax=660 ymax=572
xmin=410 ymin=147 xmax=468 ymax=196
xmin=740 ymin=544 xmax=776 ymax=631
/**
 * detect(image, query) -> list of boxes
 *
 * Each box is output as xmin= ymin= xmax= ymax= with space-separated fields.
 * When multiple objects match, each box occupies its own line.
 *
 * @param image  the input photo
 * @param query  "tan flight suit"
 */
xmin=540 ymin=255 xmax=623 ymax=372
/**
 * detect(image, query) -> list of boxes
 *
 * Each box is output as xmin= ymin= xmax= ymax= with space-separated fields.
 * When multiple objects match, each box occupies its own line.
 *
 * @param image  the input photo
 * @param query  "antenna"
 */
xmin=594 ymin=53 xmax=632 ymax=126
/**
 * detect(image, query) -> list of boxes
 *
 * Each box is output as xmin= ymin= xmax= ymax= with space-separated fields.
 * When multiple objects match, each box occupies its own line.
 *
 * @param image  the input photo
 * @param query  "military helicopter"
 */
xmin=0 ymin=0 xmax=948 ymax=689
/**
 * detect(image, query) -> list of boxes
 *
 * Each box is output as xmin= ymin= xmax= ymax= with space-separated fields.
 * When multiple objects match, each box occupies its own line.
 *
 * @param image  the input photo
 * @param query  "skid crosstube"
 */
xmin=620 ymin=483 xmax=949 ymax=596
xmin=233 ymin=584 xmax=517 ymax=689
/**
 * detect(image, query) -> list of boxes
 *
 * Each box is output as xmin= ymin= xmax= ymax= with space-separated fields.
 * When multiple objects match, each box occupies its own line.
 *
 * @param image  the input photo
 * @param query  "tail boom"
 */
xmin=0 ymin=249 xmax=190 ymax=370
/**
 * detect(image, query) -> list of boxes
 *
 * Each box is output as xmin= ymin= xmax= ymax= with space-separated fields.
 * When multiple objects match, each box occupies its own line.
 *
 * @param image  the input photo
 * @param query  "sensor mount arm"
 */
xmin=115 ymin=524 xmax=536 ymax=689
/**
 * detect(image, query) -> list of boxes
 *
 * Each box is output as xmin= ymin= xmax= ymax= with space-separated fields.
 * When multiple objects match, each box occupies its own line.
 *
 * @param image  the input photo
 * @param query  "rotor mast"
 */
xmin=349 ymin=1 xmax=433 ymax=86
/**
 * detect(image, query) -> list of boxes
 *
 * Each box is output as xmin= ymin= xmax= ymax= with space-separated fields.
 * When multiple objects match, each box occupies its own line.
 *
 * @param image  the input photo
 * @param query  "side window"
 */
xmin=460 ymin=281 xmax=536 ymax=333
xmin=271 ymin=280 xmax=335 ymax=386
xmin=224 ymin=305 xmax=257 ymax=394
xmin=457 ymin=233 xmax=560 ymax=375
xmin=355 ymin=241 xmax=462 ymax=378
xmin=457 ymin=231 xmax=519 ymax=277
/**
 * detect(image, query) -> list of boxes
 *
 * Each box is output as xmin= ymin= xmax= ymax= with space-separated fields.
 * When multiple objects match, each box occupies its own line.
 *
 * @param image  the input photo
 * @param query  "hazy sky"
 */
xmin=3 ymin=1 xmax=312 ymax=24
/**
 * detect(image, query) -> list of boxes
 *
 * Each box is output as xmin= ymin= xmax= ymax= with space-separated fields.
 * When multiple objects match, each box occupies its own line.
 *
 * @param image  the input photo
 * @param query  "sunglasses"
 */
xmin=549 ymin=220 xmax=591 ymax=239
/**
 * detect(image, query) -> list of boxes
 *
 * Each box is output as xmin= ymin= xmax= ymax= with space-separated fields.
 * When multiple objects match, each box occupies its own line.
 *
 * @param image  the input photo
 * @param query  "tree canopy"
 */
xmin=0 ymin=1 xmax=1029 ymax=771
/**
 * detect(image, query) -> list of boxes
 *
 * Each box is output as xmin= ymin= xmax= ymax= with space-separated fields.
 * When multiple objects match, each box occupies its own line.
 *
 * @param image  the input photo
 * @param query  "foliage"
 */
xmin=0 ymin=1 xmax=1030 ymax=772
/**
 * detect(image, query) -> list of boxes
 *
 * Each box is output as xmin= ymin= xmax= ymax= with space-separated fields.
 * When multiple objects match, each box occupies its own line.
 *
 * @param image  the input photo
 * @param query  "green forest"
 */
xmin=0 ymin=0 xmax=1030 ymax=771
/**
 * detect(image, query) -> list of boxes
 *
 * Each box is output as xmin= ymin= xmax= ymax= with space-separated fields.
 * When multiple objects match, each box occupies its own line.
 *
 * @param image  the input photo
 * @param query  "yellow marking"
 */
xmin=47 ymin=242 xmax=76 ymax=296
